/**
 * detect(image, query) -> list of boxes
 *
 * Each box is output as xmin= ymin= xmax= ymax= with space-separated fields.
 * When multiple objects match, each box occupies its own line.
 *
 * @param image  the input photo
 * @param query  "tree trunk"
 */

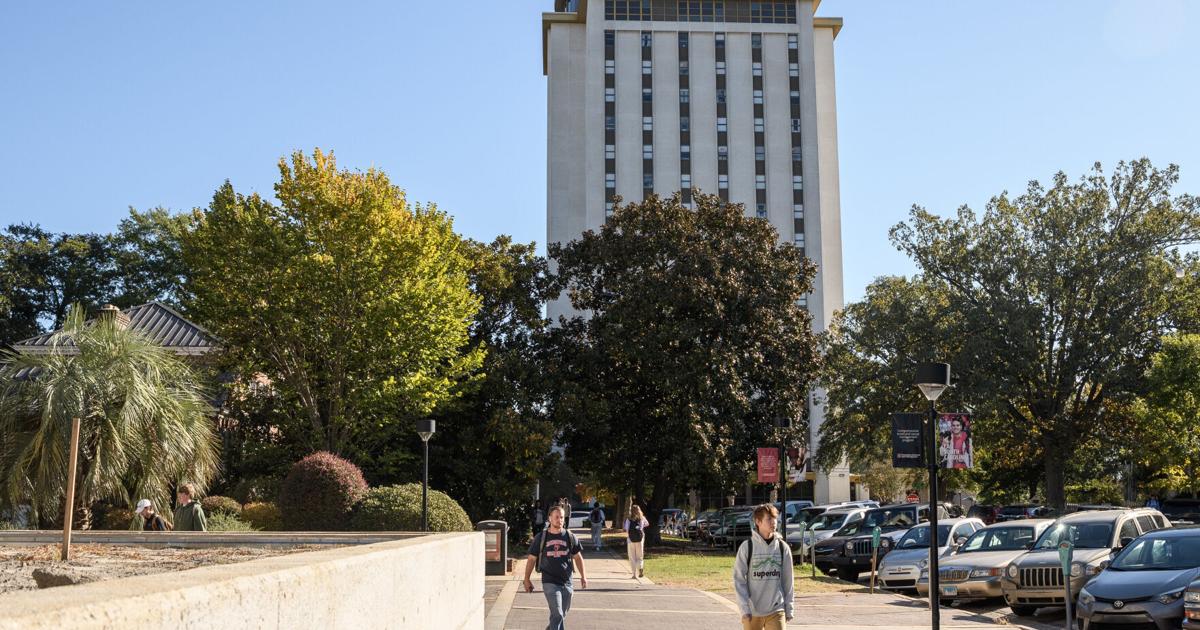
xmin=1044 ymin=440 xmax=1067 ymax=511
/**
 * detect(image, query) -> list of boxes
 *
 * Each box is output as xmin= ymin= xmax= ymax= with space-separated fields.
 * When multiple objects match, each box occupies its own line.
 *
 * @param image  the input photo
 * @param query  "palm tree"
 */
xmin=0 ymin=305 xmax=218 ymax=546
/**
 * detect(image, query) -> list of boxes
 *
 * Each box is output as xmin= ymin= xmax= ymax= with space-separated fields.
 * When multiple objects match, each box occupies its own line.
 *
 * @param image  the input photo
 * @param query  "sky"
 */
xmin=1 ymin=1 xmax=1197 ymax=303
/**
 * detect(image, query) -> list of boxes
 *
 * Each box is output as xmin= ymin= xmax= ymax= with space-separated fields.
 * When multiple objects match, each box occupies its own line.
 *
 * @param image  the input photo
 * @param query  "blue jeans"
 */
xmin=542 ymin=580 xmax=573 ymax=630
xmin=591 ymin=524 xmax=603 ymax=548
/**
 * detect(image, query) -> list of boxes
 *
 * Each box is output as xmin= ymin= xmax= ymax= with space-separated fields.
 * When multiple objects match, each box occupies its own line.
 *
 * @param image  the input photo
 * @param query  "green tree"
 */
xmin=112 ymin=207 xmax=192 ymax=308
xmin=544 ymin=193 xmax=820 ymax=543
xmin=0 ymin=306 xmax=218 ymax=525
xmin=861 ymin=159 xmax=1198 ymax=509
xmin=1133 ymin=334 xmax=1200 ymax=497
xmin=182 ymin=149 xmax=483 ymax=454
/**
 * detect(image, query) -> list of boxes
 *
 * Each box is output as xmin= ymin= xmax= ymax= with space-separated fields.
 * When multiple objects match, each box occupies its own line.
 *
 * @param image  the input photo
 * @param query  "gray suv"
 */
xmin=1000 ymin=508 xmax=1171 ymax=616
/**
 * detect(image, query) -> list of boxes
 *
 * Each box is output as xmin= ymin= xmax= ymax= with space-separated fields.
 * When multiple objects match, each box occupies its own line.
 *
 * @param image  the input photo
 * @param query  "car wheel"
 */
xmin=839 ymin=569 xmax=859 ymax=583
xmin=1010 ymin=605 xmax=1037 ymax=617
xmin=816 ymin=563 xmax=833 ymax=575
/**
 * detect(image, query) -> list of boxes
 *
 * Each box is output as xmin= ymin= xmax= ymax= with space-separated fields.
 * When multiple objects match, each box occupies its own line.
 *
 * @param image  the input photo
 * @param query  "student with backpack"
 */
xmin=587 ymin=501 xmax=605 ymax=551
xmin=624 ymin=504 xmax=649 ymax=578
xmin=522 ymin=504 xmax=588 ymax=630
xmin=732 ymin=504 xmax=794 ymax=630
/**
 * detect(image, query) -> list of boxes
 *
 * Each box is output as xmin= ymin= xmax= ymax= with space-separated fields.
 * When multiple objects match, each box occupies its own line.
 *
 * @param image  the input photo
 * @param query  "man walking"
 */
xmin=733 ymin=504 xmax=794 ymax=630
xmin=588 ymin=501 xmax=605 ymax=551
xmin=523 ymin=505 xmax=588 ymax=630
xmin=172 ymin=483 xmax=207 ymax=532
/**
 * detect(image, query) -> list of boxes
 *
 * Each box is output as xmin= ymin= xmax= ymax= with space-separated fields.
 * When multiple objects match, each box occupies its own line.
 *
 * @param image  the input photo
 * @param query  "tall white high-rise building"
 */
xmin=542 ymin=0 xmax=851 ymax=503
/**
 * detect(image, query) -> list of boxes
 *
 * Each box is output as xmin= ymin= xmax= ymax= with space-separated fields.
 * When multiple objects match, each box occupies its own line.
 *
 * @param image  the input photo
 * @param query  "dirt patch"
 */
xmin=0 ymin=544 xmax=324 ymax=596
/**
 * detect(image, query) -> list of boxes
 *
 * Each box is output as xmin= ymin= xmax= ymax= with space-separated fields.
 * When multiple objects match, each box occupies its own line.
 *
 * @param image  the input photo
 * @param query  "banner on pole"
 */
xmin=938 ymin=413 xmax=973 ymax=469
xmin=891 ymin=413 xmax=925 ymax=468
xmin=757 ymin=448 xmax=780 ymax=483
xmin=786 ymin=447 xmax=810 ymax=482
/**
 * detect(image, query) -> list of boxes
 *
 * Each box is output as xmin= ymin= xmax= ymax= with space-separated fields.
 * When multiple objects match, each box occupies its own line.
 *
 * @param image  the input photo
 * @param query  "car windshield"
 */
xmin=791 ymin=507 xmax=824 ymax=525
xmin=808 ymin=512 xmax=850 ymax=531
xmin=1111 ymin=536 xmax=1200 ymax=571
xmin=1035 ymin=522 xmax=1114 ymax=550
xmin=834 ymin=521 xmax=864 ymax=537
xmin=897 ymin=524 xmax=951 ymax=549
xmin=863 ymin=508 xmax=918 ymax=531
xmin=960 ymin=526 xmax=1035 ymax=553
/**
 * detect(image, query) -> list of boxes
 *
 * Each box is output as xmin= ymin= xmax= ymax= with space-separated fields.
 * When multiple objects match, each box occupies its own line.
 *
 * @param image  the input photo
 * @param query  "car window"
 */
xmin=1036 ymin=522 xmax=1115 ymax=550
xmin=1119 ymin=519 xmax=1140 ymax=543
xmin=1112 ymin=536 xmax=1200 ymax=571
xmin=1154 ymin=514 xmax=1168 ymax=529
xmin=1136 ymin=515 xmax=1156 ymax=533
xmin=960 ymin=526 xmax=1035 ymax=552
xmin=897 ymin=525 xmax=951 ymax=549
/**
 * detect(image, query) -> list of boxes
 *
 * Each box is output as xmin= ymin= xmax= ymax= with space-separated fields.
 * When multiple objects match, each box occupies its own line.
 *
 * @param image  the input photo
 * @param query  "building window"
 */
xmin=755 ymin=146 xmax=765 ymax=161
xmin=717 ymin=117 xmax=728 ymax=132
xmin=606 ymin=31 xmax=616 ymax=47
xmin=718 ymin=174 xmax=729 ymax=189
xmin=642 ymin=32 xmax=652 ymax=47
xmin=715 ymin=32 xmax=725 ymax=47
xmin=718 ymin=145 xmax=728 ymax=161
xmin=794 ymin=233 xmax=805 ymax=247
xmin=788 ymin=34 xmax=798 ymax=49
xmin=606 ymin=202 xmax=615 ymax=216
xmin=606 ymin=116 xmax=616 ymax=130
xmin=790 ymin=90 xmax=800 ymax=105
xmin=793 ymin=175 xmax=803 ymax=190
xmin=679 ymin=60 xmax=689 ymax=75
xmin=753 ymin=89 xmax=764 ymax=104
xmin=643 ymin=144 xmax=653 ymax=159
xmin=756 ymin=203 xmax=767 ymax=218
xmin=752 ymin=62 xmax=762 ymax=77
xmin=605 ymin=59 xmax=615 ymax=74
xmin=752 ymin=33 xmax=762 ymax=49
xmin=642 ymin=60 xmax=653 ymax=75
xmin=681 ymin=173 xmax=691 ymax=188
xmin=754 ymin=118 xmax=765 ymax=133
xmin=756 ymin=175 xmax=766 ymax=189
xmin=680 ymin=116 xmax=689 ymax=131
xmin=793 ymin=204 xmax=804 ymax=219
xmin=606 ymin=144 xmax=616 ymax=159
xmin=799 ymin=294 xmax=808 ymax=307
xmin=605 ymin=87 xmax=615 ymax=102
xmin=643 ymin=116 xmax=653 ymax=131
xmin=789 ymin=63 xmax=799 ymax=77
xmin=679 ymin=32 xmax=688 ymax=47
xmin=679 ymin=88 xmax=690 ymax=103
xmin=791 ymin=119 xmax=802 ymax=133
xmin=643 ymin=88 xmax=653 ymax=102
xmin=716 ymin=88 xmax=726 ymax=104
xmin=644 ymin=173 xmax=654 ymax=188
xmin=606 ymin=173 xmax=616 ymax=188
xmin=716 ymin=61 xmax=726 ymax=75
xmin=792 ymin=147 xmax=802 ymax=162
xmin=681 ymin=144 xmax=691 ymax=160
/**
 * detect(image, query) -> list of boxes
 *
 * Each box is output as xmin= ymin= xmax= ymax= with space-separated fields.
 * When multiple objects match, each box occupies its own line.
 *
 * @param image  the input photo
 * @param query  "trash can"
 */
xmin=476 ymin=520 xmax=508 ymax=576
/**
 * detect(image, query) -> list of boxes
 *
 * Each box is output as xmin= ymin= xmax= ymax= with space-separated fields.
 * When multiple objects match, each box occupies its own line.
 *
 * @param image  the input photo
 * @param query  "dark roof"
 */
xmin=12 ymin=302 xmax=218 ymax=356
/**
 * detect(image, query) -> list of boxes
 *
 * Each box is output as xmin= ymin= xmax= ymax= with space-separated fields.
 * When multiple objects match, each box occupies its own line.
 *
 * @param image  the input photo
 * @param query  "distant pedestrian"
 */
xmin=130 ymin=499 xmax=172 ymax=531
xmin=625 ymin=504 xmax=649 ymax=578
xmin=172 ymin=483 xmax=207 ymax=532
xmin=532 ymin=501 xmax=546 ymax=535
xmin=522 ymin=505 xmax=588 ymax=630
xmin=1146 ymin=495 xmax=1162 ymax=510
xmin=733 ymin=503 xmax=794 ymax=630
xmin=588 ymin=501 xmax=605 ymax=551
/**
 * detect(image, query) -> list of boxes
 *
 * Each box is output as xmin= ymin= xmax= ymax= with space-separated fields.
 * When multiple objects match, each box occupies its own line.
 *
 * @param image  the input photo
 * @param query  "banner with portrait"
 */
xmin=938 ymin=413 xmax=973 ymax=469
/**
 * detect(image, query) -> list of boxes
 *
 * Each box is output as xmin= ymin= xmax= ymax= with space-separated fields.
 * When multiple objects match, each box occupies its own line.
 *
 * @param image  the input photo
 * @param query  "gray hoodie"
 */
xmin=733 ymin=527 xmax=794 ymax=619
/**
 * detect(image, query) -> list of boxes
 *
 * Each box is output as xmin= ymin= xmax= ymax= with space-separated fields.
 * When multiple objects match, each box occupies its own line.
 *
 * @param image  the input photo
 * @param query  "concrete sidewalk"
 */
xmin=486 ymin=533 xmax=1060 ymax=630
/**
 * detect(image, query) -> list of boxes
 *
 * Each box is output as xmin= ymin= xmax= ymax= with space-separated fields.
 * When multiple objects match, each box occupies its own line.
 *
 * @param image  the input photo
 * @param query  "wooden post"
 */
xmin=61 ymin=416 xmax=82 ymax=561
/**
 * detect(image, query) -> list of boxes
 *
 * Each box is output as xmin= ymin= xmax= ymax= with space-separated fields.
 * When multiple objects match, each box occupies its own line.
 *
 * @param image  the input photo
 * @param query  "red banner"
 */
xmin=757 ymin=448 xmax=780 ymax=483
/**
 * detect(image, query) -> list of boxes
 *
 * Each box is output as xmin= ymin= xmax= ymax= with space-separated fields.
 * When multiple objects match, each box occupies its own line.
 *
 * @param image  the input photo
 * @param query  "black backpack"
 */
xmin=535 ymin=528 xmax=578 ymax=574
xmin=629 ymin=519 xmax=644 ymax=543
xmin=590 ymin=508 xmax=602 ymax=524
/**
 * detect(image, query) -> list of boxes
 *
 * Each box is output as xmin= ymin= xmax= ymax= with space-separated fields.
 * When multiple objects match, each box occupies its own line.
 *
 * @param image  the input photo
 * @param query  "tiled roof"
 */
xmin=12 ymin=302 xmax=218 ymax=356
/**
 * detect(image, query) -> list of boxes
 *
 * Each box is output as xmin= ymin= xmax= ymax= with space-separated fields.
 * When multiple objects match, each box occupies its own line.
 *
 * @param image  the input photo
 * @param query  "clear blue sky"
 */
xmin=1 ymin=1 xmax=1196 ymax=303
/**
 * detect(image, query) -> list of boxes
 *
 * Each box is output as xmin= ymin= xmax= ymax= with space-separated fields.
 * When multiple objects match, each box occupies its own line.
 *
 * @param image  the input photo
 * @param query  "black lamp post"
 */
xmin=417 ymin=419 xmax=436 ymax=532
xmin=915 ymin=363 xmax=950 ymax=630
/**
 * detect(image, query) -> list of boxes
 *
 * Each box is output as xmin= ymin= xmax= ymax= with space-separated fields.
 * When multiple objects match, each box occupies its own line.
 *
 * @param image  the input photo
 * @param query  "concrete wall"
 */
xmin=0 ymin=532 xmax=484 ymax=630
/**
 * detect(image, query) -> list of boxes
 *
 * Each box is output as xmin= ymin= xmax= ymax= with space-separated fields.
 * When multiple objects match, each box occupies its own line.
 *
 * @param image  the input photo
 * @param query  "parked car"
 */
xmin=1078 ymin=527 xmax=1200 ymax=630
xmin=996 ymin=505 xmax=1044 ymax=522
xmin=687 ymin=510 xmax=718 ymax=540
xmin=876 ymin=518 xmax=985 ymax=592
xmin=1163 ymin=499 xmax=1200 ymax=526
xmin=917 ymin=519 xmax=1054 ymax=602
xmin=786 ymin=507 xmax=870 ymax=560
xmin=658 ymin=508 xmax=685 ymax=529
xmin=966 ymin=504 xmax=1000 ymax=525
xmin=1001 ymin=508 xmax=1172 ymax=616
xmin=1186 ymin=581 xmax=1200 ymax=628
xmin=568 ymin=511 xmax=591 ymax=529
xmin=812 ymin=519 xmax=867 ymax=575
xmin=777 ymin=500 xmax=815 ymax=525
xmin=710 ymin=507 xmax=752 ymax=547
xmin=832 ymin=503 xmax=951 ymax=583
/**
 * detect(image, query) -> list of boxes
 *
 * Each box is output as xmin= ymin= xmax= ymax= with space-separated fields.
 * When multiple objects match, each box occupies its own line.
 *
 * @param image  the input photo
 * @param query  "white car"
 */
xmin=568 ymin=511 xmax=592 ymax=529
xmin=786 ymin=507 xmax=870 ymax=557
xmin=877 ymin=518 xmax=986 ymax=591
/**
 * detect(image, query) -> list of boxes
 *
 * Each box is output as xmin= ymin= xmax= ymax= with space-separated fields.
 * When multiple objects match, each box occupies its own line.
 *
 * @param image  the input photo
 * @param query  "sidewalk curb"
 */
xmin=484 ymin=580 xmax=519 ymax=630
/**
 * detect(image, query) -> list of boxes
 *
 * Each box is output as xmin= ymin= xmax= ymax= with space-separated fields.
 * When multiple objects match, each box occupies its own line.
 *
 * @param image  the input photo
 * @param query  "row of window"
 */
xmin=605 ymin=0 xmax=798 ymax=24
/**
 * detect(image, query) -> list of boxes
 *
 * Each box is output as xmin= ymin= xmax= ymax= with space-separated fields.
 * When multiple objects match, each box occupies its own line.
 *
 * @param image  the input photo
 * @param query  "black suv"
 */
xmin=812 ymin=519 xmax=865 ymax=576
xmin=832 ymin=503 xmax=949 ymax=583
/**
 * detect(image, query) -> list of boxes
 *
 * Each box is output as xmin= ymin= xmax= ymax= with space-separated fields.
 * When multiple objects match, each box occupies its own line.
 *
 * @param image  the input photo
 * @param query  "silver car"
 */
xmin=917 ymin=519 xmax=1053 ymax=601
xmin=876 ymin=518 xmax=984 ymax=592
xmin=786 ymin=507 xmax=869 ymax=557
xmin=1001 ymin=508 xmax=1171 ymax=616
xmin=1078 ymin=527 xmax=1200 ymax=630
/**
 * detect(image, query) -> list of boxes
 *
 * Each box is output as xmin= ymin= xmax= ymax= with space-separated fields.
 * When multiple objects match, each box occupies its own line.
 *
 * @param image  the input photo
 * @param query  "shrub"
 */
xmin=232 ymin=476 xmax=282 ymax=504
xmin=201 ymin=495 xmax=242 ymax=517
xmin=241 ymin=502 xmax=283 ymax=531
xmin=0 ymin=520 xmax=18 ymax=531
xmin=206 ymin=511 xmax=259 ymax=532
xmin=278 ymin=451 xmax=368 ymax=530
xmin=98 ymin=506 xmax=136 ymax=530
xmin=351 ymin=484 xmax=471 ymax=533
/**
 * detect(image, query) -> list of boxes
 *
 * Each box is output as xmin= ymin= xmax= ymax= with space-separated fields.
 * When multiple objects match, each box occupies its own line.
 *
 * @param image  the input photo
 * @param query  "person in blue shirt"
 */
xmin=523 ymin=505 xmax=588 ymax=630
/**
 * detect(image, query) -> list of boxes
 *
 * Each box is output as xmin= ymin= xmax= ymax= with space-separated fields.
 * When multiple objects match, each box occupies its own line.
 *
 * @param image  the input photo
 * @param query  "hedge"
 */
xmin=201 ymin=495 xmax=242 ymax=517
xmin=278 ymin=451 xmax=368 ymax=530
xmin=351 ymin=484 xmax=471 ymax=532
xmin=242 ymin=502 xmax=283 ymax=531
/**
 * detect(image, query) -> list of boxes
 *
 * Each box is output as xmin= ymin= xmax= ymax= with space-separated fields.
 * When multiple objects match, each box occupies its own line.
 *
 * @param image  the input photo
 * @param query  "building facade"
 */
xmin=542 ymin=0 xmax=851 ymax=503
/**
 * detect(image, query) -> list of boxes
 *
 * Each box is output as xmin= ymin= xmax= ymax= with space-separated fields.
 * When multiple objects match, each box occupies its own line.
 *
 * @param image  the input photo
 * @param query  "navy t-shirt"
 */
xmin=527 ymin=530 xmax=583 ymax=585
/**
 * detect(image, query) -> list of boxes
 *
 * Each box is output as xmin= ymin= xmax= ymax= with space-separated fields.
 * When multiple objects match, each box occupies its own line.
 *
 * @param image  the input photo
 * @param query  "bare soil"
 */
xmin=0 ymin=544 xmax=323 ymax=596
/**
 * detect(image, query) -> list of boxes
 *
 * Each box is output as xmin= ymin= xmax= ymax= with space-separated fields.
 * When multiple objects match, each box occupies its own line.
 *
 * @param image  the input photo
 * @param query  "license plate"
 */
xmin=941 ymin=585 xmax=958 ymax=597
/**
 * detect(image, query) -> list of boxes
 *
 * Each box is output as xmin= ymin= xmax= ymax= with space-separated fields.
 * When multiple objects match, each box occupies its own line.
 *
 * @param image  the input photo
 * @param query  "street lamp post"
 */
xmin=915 ymin=363 xmax=950 ymax=630
xmin=417 ymin=419 xmax=436 ymax=532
